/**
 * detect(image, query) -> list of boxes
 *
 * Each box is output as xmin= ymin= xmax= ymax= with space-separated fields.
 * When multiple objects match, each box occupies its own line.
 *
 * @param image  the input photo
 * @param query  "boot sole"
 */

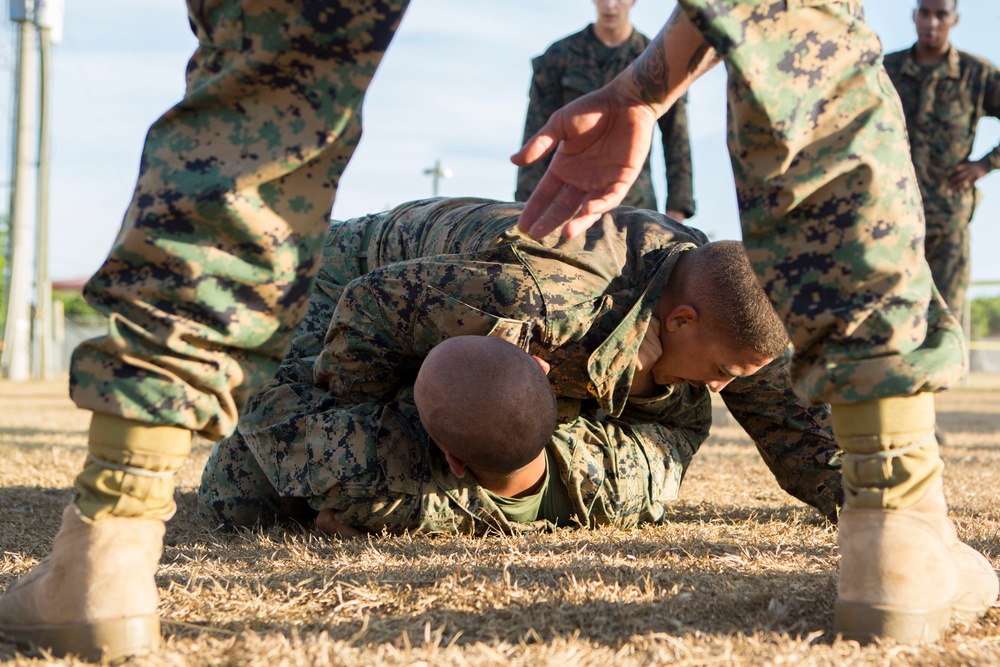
xmin=835 ymin=601 xmax=953 ymax=644
xmin=0 ymin=614 xmax=159 ymax=661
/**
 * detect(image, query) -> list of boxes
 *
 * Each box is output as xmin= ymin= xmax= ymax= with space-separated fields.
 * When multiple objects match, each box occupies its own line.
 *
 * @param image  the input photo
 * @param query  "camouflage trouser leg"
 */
xmin=236 ymin=382 xmax=427 ymax=532
xmin=925 ymin=224 xmax=970 ymax=322
xmin=274 ymin=215 xmax=380 ymax=368
xmin=198 ymin=427 xmax=314 ymax=529
xmin=69 ymin=0 xmax=409 ymax=442
xmin=678 ymin=0 xmax=965 ymax=404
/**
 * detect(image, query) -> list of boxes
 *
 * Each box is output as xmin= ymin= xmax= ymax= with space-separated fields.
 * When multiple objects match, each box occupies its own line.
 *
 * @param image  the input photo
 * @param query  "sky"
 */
xmin=0 ymin=0 xmax=999 ymax=292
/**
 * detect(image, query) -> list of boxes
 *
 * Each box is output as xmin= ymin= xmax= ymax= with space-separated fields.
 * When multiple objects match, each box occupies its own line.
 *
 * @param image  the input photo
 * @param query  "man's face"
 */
xmin=594 ymin=0 xmax=635 ymax=34
xmin=650 ymin=310 xmax=774 ymax=393
xmin=913 ymin=0 xmax=958 ymax=52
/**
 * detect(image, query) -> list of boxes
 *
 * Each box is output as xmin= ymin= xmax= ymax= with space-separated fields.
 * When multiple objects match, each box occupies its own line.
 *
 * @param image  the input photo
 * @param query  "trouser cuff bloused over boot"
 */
xmin=830 ymin=394 xmax=998 ymax=643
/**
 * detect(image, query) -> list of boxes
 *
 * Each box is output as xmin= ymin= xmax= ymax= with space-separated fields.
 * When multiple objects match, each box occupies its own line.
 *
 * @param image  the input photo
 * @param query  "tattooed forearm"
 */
xmin=632 ymin=29 xmax=672 ymax=106
xmin=631 ymin=8 xmax=717 ymax=107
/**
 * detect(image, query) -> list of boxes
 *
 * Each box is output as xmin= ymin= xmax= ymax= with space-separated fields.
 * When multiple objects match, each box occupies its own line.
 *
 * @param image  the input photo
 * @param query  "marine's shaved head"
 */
xmin=414 ymin=336 xmax=557 ymax=475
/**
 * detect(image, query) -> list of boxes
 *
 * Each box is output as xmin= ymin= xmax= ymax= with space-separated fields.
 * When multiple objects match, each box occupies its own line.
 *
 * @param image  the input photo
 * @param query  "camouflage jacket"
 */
xmin=514 ymin=25 xmax=695 ymax=216
xmin=884 ymin=45 xmax=1000 ymax=231
xmin=238 ymin=198 xmax=840 ymax=535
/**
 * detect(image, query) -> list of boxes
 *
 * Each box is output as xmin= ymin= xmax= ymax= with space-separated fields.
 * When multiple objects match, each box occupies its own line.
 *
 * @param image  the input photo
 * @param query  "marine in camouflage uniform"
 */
xmin=198 ymin=197 xmax=842 ymax=534
xmin=884 ymin=44 xmax=1000 ymax=318
xmin=515 ymin=25 xmax=695 ymax=216
xmin=669 ymin=0 xmax=991 ymax=643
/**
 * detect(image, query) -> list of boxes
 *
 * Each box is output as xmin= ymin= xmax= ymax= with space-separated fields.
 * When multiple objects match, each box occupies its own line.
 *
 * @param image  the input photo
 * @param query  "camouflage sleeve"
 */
xmin=657 ymin=92 xmax=696 ymax=217
xmin=515 ymin=55 xmax=559 ymax=202
xmin=617 ymin=382 xmax=712 ymax=475
xmin=314 ymin=256 xmax=536 ymax=404
xmin=237 ymin=371 xmax=426 ymax=533
xmin=719 ymin=349 xmax=843 ymax=522
xmin=982 ymin=60 xmax=1000 ymax=170
xmin=553 ymin=386 xmax=711 ymax=528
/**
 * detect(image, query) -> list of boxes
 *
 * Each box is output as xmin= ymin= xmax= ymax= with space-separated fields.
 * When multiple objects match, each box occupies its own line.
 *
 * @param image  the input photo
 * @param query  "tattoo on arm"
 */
xmin=633 ymin=29 xmax=672 ymax=106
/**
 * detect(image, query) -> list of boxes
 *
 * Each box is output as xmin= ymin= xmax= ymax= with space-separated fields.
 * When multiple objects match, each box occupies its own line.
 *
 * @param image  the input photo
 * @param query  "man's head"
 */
xmin=914 ymin=0 xmax=958 ymax=53
xmin=594 ymin=0 xmax=636 ymax=37
xmin=414 ymin=336 xmax=558 ymax=479
xmin=650 ymin=240 xmax=788 ymax=392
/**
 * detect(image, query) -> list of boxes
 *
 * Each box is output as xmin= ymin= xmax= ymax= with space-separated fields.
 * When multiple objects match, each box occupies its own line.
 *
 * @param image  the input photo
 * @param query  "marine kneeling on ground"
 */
xmin=198 ymin=197 xmax=843 ymax=534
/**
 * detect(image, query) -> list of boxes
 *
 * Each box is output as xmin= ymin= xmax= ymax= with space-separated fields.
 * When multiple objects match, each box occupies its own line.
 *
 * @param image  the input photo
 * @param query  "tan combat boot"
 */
xmin=0 ymin=505 xmax=165 ymax=661
xmin=0 ymin=415 xmax=191 ymax=661
xmin=832 ymin=393 xmax=998 ymax=643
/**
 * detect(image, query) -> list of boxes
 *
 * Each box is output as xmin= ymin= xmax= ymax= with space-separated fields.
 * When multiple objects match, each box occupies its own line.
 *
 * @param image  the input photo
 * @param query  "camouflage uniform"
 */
xmin=515 ymin=25 xmax=696 ymax=216
xmin=677 ymin=0 xmax=966 ymax=404
xmin=69 ymin=0 xmax=409 ymax=442
xmin=884 ymin=45 xmax=1000 ymax=318
xmin=198 ymin=197 xmax=842 ymax=534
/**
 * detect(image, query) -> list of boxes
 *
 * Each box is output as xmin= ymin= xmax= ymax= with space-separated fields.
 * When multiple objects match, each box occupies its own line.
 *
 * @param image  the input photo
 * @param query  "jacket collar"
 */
xmin=899 ymin=43 xmax=961 ymax=80
xmin=568 ymin=23 xmax=643 ymax=56
xmin=586 ymin=243 xmax=693 ymax=417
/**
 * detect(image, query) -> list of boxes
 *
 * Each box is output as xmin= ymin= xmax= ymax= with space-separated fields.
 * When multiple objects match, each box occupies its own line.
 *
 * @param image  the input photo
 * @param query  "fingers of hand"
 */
xmin=517 ymin=173 xmax=571 ymax=234
xmin=523 ymin=182 xmax=589 ymax=239
xmin=511 ymin=131 xmax=557 ymax=167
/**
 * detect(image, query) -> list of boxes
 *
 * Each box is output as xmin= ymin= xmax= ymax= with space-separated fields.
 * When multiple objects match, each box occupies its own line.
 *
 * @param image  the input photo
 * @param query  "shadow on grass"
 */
xmin=0 ymin=486 xmax=74 ymax=559
xmin=937 ymin=411 xmax=1000 ymax=434
xmin=155 ymin=491 xmax=843 ymax=647
xmin=159 ymin=568 xmax=839 ymax=648
xmin=2 ymin=490 xmax=995 ymax=657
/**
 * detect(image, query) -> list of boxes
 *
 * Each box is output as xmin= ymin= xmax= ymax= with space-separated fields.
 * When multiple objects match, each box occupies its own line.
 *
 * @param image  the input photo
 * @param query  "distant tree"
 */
xmin=970 ymin=294 xmax=1000 ymax=339
xmin=53 ymin=289 xmax=103 ymax=319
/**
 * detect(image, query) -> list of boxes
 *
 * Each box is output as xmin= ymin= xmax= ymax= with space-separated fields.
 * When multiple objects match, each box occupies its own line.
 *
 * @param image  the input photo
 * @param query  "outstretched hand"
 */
xmin=512 ymin=84 xmax=658 ymax=240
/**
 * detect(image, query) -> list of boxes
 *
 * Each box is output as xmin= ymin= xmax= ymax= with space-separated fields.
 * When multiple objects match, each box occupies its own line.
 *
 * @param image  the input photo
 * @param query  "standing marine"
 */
xmin=884 ymin=0 xmax=1000 ymax=319
xmin=515 ymin=0 xmax=695 ymax=220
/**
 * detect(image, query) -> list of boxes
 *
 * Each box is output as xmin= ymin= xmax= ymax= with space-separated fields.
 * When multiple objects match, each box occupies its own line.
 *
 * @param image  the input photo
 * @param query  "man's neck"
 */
xmin=593 ymin=23 xmax=633 ymax=48
xmin=472 ymin=454 xmax=546 ymax=498
xmin=914 ymin=41 xmax=951 ymax=67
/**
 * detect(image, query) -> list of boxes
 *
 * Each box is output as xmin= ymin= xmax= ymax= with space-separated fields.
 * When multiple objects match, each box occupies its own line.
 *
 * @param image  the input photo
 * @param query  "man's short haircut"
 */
xmin=916 ymin=0 xmax=957 ymax=10
xmin=677 ymin=241 xmax=789 ymax=358
xmin=415 ymin=336 xmax=558 ymax=475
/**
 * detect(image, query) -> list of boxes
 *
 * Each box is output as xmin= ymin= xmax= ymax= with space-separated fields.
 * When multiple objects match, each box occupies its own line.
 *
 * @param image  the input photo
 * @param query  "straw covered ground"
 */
xmin=1 ymin=377 xmax=999 ymax=666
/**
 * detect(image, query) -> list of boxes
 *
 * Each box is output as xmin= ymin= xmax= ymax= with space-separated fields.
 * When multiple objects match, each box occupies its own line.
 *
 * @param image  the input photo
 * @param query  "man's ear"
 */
xmin=663 ymin=304 xmax=698 ymax=332
xmin=444 ymin=451 xmax=467 ymax=478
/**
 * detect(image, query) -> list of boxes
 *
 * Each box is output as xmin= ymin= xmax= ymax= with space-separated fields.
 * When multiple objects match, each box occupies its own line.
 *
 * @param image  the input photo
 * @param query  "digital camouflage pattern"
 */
xmin=515 ymin=25 xmax=695 ymax=216
xmin=884 ymin=45 xmax=1000 ymax=317
xmin=677 ymin=0 xmax=966 ymax=404
xmin=198 ymin=198 xmax=842 ymax=534
xmin=69 ymin=0 xmax=409 ymax=442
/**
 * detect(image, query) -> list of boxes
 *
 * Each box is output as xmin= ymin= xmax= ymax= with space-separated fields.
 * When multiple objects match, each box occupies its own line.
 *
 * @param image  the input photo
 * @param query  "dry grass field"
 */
xmin=1 ymin=377 xmax=999 ymax=666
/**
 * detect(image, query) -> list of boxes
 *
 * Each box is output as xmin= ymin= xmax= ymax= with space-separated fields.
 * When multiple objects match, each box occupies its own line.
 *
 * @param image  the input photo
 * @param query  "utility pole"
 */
xmin=33 ymin=8 xmax=59 ymax=378
xmin=2 ymin=0 xmax=63 ymax=381
xmin=422 ymin=159 xmax=452 ymax=197
xmin=1 ymin=11 xmax=37 ymax=381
